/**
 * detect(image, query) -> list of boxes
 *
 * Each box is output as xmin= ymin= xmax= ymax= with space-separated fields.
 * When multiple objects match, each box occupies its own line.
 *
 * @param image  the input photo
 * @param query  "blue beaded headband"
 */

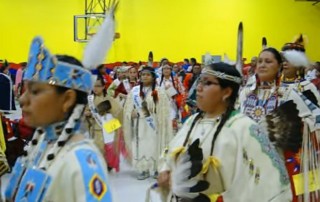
xmin=24 ymin=37 xmax=93 ymax=93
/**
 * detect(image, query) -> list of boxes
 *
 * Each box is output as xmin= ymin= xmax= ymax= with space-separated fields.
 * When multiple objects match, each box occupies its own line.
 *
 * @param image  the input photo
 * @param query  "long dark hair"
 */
xmin=95 ymin=77 xmax=107 ymax=97
xmin=207 ymin=63 xmax=241 ymax=154
xmin=255 ymin=47 xmax=282 ymax=91
xmin=183 ymin=62 xmax=241 ymax=155
xmin=139 ymin=67 xmax=158 ymax=104
xmin=96 ymin=64 xmax=106 ymax=82
xmin=159 ymin=65 xmax=178 ymax=93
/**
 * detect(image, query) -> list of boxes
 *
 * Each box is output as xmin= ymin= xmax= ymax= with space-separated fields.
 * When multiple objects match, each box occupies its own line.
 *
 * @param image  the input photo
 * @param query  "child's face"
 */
xmin=93 ymin=80 xmax=105 ymax=95
xmin=19 ymin=81 xmax=70 ymax=127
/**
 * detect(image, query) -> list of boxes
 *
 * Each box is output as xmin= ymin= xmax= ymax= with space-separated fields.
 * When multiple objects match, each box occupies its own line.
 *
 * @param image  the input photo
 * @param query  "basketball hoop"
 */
xmin=87 ymin=33 xmax=96 ymax=36
xmin=87 ymin=33 xmax=96 ymax=38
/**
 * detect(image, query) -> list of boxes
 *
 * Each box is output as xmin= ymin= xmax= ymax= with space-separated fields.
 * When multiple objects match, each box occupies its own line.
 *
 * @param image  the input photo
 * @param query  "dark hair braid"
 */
xmin=151 ymin=80 xmax=158 ymax=104
xmin=206 ymin=62 xmax=240 ymax=155
xmin=139 ymin=78 xmax=158 ymax=104
xmin=209 ymin=102 xmax=235 ymax=155
xmin=159 ymin=74 xmax=164 ymax=87
xmin=139 ymin=82 xmax=144 ymax=99
xmin=92 ymin=77 xmax=107 ymax=97
xmin=183 ymin=112 xmax=204 ymax=147
xmin=160 ymin=71 xmax=179 ymax=95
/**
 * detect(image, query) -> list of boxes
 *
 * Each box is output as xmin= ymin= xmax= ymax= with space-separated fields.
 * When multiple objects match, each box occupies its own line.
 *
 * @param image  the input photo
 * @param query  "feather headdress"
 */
xmin=282 ymin=34 xmax=309 ymax=68
xmin=282 ymin=50 xmax=309 ymax=68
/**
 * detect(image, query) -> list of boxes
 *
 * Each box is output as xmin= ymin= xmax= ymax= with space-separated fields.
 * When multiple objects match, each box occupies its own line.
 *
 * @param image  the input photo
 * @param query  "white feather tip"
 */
xmin=82 ymin=8 xmax=116 ymax=69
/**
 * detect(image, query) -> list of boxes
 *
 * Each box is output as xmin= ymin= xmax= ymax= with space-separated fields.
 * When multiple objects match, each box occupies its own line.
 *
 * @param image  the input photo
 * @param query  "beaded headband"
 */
xmin=202 ymin=68 xmax=242 ymax=84
xmin=24 ymin=37 xmax=93 ymax=93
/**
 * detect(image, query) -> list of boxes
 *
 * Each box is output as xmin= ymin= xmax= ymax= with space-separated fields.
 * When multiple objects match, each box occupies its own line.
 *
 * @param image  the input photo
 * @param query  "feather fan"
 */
xmin=171 ymin=139 xmax=210 ymax=202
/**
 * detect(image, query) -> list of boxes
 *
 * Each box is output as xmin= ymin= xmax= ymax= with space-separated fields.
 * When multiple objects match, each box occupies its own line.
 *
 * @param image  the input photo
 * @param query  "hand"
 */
xmin=157 ymin=171 xmax=171 ymax=189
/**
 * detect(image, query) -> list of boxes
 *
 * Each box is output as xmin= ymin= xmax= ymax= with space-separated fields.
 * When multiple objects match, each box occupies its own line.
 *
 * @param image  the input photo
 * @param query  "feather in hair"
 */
xmin=293 ymin=34 xmax=308 ymax=47
xmin=82 ymin=1 xmax=118 ymax=69
xmin=283 ymin=50 xmax=309 ymax=68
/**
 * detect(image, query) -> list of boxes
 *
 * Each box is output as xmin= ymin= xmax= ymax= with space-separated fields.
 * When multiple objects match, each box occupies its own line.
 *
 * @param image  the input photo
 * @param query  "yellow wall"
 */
xmin=0 ymin=0 xmax=83 ymax=62
xmin=1 ymin=0 xmax=320 ymax=63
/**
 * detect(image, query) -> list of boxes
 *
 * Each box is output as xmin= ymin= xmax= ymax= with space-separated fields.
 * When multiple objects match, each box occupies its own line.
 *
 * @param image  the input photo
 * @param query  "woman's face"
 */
xmin=93 ymin=80 xmax=105 ymax=95
xmin=173 ymin=65 xmax=179 ymax=73
xmin=129 ymin=68 xmax=138 ymax=80
xmin=162 ymin=66 xmax=172 ymax=77
xmin=141 ymin=71 xmax=154 ymax=86
xmin=282 ymin=59 xmax=297 ymax=78
xmin=196 ymin=74 xmax=231 ymax=115
xmin=193 ymin=65 xmax=202 ymax=75
xmin=257 ymin=51 xmax=281 ymax=82
xmin=19 ymin=82 xmax=70 ymax=127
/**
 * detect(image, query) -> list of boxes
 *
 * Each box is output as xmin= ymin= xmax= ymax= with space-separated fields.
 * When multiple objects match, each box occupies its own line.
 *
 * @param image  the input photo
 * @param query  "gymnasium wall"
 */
xmin=1 ymin=0 xmax=320 ymax=63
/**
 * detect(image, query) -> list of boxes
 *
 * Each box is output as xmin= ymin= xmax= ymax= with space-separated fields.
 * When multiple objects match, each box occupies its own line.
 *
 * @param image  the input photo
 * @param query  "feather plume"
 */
xmin=261 ymin=88 xmax=320 ymax=152
xmin=293 ymin=34 xmax=308 ymax=47
xmin=235 ymin=22 xmax=243 ymax=76
xmin=262 ymin=37 xmax=267 ymax=49
xmin=82 ymin=1 xmax=118 ymax=69
xmin=283 ymin=50 xmax=309 ymax=68
xmin=147 ymin=51 xmax=153 ymax=67
xmin=261 ymin=100 xmax=303 ymax=152
xmin=3 ymin=60 xmax=9 ymax=67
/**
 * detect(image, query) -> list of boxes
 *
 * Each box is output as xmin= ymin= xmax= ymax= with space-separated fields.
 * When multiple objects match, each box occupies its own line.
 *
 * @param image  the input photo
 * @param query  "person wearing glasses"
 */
xmin=157 ymin=62 xmax=291 ymax=202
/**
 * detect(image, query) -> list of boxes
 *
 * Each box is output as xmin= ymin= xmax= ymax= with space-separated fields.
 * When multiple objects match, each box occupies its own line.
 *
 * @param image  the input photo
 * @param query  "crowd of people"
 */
xmin=1 ymin=10 xmax=320 ymax=202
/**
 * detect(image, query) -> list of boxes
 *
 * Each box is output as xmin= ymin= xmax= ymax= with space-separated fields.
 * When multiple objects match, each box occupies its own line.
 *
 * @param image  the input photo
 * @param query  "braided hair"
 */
xmin=139 ymin=66 xmax=158 ymax=104
xmin=183 ymin=62 xmax=241 ymax=155
xmin=24 ymin=55 xmax=89 ymax=168
xmin=159 ymin=64 xmax=178 ymax=94
xmin=207 ymin=63 xmax=241 ymax=155
xmin=95 ymin=77 xmax=107 ymax=97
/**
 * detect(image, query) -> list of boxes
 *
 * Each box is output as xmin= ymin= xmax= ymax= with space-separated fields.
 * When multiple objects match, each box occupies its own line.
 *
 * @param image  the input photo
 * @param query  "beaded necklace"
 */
xmin=5 ymin=104 xmax=85 ymax=201
xmin=244 ymin=80 xmax=279 ymax=122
